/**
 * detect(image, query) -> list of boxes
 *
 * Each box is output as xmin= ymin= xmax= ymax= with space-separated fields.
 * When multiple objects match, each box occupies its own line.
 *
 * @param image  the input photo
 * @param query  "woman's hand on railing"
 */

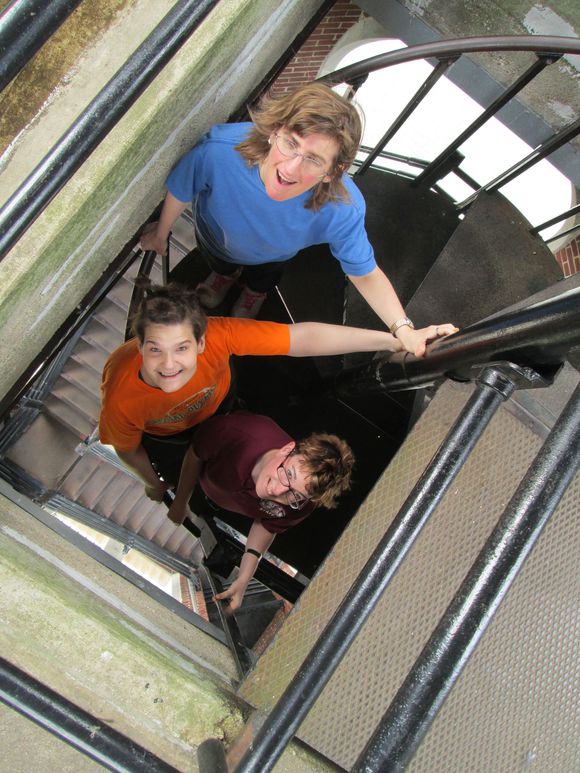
xmin=396 ymin=322 xmax=459 ymax=358
xmin=138 ymin=221 xmax=168 ymax=255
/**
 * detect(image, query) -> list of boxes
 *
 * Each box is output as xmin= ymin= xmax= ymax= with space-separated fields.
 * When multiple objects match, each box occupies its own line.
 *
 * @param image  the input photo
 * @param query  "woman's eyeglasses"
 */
xmin=273 ymin=133 xmax=330 ymax=177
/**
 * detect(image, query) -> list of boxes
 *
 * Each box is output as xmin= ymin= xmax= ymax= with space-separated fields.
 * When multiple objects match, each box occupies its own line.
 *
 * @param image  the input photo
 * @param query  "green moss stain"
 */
xmin=0 ymin=530 xmax=246 ymax=750
xmin=0 ymin=0 xmax=140 ymax=155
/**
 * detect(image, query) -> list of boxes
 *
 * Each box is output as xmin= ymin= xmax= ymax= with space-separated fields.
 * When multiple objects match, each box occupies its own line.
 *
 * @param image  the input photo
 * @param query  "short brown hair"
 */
xmin=130 ymin=280 xmax=207 ymax=343
xmin=236 ymin=83 xmax=363 ymax=211
xmin=295 ymin=433 xmax=355 ymax=509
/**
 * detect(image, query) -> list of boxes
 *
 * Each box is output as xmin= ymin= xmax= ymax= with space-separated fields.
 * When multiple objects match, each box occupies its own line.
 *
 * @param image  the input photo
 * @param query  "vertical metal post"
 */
xmin=414 ymin=54 xmax=556 ymax=188
xmin=355 ymin=57 xmax=458 ymax=176
xmin=353 ymin=384 xmax=580 ymax=773
xmin=232 ymin=366 xmax=523 ymax=773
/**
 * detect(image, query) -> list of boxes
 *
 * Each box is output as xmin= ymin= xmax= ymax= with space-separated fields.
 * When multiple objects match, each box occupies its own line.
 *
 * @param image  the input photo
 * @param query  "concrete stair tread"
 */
xmin=43 ymin=394 xmax=94 ymax=439
xmin=51 ymin=377 xmax=100 ymax=425
xmin=70 ymin=341 xmax=109 ymax=375
xmin=6 ymin=413 xmax=82 ymax=490
xmin=60 ymin=363 xmax=103 ymax=400
xmin=106 ymin=276 xmax=134 ymax=310
xmin=92 ymin=298 xmax=128 ymax=336
xmin=58 ymin=453 xmax=104 ymax=501
xmin=72 ymin=463 xmax=129 ymax=510
xmin=81 ymin=319 xmax=124 ymax=355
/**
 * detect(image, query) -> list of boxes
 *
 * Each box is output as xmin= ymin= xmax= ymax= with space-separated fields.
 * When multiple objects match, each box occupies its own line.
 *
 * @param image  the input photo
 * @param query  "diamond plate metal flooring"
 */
xmin=238 ymin=367 xmax=579 ymax=770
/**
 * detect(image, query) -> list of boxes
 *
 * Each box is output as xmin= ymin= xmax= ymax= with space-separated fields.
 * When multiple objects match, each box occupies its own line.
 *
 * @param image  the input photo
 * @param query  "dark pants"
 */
xmin=196 ymin=231 xmax=290 ymax=293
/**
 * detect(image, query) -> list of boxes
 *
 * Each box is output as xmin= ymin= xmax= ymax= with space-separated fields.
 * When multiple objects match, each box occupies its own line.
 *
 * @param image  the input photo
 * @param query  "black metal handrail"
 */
xmin=0 ymin=0 xmax=219 ymax=261
xmin=0 ymin=657 xmax=180 ymax=772
xmin=0 ymin=0 xmax=83 ymax=92
xmin=319 ymin=35 xmax=580 ymax=87
xmin=330 ymin=286 xmax=580 ymax=398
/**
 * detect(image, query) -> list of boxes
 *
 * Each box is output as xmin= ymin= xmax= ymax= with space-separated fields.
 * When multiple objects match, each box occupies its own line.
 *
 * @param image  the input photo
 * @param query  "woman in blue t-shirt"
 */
xmin=140 ymin=83 xmax=457 ymax=356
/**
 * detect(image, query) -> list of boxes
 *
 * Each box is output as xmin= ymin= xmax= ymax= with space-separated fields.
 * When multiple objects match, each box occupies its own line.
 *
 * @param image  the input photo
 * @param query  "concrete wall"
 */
xmin=0 ymin=0 xmax=326 ymax=402
xmin=0 ymin=482 xmax=337 ymax=771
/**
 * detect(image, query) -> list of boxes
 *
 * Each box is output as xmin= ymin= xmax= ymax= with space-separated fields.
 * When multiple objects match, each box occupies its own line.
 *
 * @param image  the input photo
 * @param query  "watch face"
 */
xmin=259 ymin=499 xmax=286 ymax=518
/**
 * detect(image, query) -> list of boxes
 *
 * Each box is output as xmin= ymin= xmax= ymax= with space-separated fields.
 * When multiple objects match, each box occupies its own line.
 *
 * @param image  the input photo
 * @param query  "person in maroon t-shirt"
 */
xmin=167 ymin=411 xmax=354 ymax=611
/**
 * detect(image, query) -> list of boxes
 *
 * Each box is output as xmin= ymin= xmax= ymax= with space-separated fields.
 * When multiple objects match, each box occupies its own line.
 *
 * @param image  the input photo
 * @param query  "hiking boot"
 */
xmin=231 ymin=286 xmax=268 ymax=318
xmin=196 ymin=269 xmax=241 ymax=309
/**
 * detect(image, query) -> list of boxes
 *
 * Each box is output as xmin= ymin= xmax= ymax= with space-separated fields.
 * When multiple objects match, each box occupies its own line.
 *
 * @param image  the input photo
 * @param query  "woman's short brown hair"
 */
xmin=130 ymin=279 xmax=208 ymax=343
xmin=295 ymin=432 xmax=355 ymax=509
xmin=236 ymin=83 xmax=363 ymax=212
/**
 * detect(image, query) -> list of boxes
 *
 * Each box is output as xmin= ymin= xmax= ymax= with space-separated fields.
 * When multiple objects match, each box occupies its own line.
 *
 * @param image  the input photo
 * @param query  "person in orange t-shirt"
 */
xmin=99 ymin=281 xmax=403 ymax=501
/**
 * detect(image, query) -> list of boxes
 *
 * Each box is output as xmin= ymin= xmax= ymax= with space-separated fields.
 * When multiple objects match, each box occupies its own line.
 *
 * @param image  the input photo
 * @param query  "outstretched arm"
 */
xmin=166 ymin=446 xmax=204 ymax=525
xmin=288 ymin=321 xmax=403 ymax=356
xmin=139 ymin=192 xmax=188 ymax=255
xmin=214 ymin=522 xmax=275 ymax=613
xmin=116 ymin=445 xmax=168 ymax=502
xmin=348 ymin=266 xmax=458 ymax=357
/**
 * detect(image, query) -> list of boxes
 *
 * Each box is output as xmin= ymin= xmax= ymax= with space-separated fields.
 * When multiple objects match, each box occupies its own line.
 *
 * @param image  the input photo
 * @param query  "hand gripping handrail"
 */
xmin=330 ymin=286 xmax=580 ymax=399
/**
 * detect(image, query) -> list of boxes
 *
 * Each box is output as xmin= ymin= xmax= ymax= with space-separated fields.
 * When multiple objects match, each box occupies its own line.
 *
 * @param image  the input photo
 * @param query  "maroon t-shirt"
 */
xmin=193 ymin=411 xmax=315 ymax=534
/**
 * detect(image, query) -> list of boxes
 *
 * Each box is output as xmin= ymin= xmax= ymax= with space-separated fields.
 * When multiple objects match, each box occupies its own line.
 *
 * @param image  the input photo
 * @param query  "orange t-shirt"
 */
xmin=99 ymin=317 xmax=290 ymax=451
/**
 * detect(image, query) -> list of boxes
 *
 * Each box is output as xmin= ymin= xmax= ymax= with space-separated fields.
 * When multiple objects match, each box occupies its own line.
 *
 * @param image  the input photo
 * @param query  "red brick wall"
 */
xmin=271 ymin=0 xmax=364 ymax=95
xmin=554 ymin=235 xmax=580 ymax=277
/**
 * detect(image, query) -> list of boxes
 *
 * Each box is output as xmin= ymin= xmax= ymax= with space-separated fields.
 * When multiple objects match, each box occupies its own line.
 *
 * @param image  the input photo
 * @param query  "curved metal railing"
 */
xmin=318 ymin=35 xmax=580 ymax=230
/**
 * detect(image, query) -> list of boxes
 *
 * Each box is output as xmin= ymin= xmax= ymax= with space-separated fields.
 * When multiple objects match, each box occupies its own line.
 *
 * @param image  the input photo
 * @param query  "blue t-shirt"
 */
xmin=166 ymin=123 xmax=376 ymax=276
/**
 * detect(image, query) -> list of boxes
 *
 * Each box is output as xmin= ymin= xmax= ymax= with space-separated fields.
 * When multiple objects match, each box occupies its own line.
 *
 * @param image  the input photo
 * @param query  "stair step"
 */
xmin=6 ymin=413 xmax=82 ymax=490
xmin=81 ymin=319 xmax=124 ymax=355
xmin=109 ymin=485 xmax=149 ymax=526
xmin=91 ymin=474 xmax=136 ymax=517
xmin=58 ymin=454 xmax=103 ymax=500
xmin=150 ymin=518 xmax=180 ymax=551
xmin=125 ymin=493 xmax=163 ymax=531
xmin=164 ymin=526 xmax=195 ymax=556
xmin=75 ymin=464 xmax=125 ymax=510
xmin=171 ymin=215 xmax=196 ymax=254
xmin=70 ymin=341 xmax=108 ymax=375
xmin=44 ymin=394 xmax=94 ymax=439
xmin=149 ymin=260 xmax=164 ymax=285
xmin=138 ymin=510 xmax=169 ymax=541
xmin=175 ymin=534 xmax=196 ymax=560
xmin=60 ymin=363 xmax=103 ymax=401
xmin=93 ymin=298 xmax=128 ymax=336
xmin=107 ymin=276 xmax=134 ymax=311
xmin=51 ymin=377 xmax=100 ymax=425
xmin=406 ymin=192 xmax=563 ymax=329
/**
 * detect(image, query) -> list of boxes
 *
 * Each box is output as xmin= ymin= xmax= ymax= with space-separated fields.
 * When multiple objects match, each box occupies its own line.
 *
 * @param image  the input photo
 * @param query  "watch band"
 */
xmin=389 ymin=317 xmax=415 ymax=336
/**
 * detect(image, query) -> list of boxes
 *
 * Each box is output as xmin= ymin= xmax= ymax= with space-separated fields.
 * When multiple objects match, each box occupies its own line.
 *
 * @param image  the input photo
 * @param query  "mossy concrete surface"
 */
xmin=0 ymin=488 xmax=338 ymax=770
xmin=0 ymin=0 xmax=326 ymax=402
xmin=0 ymin=491 xmax=244 ymax=770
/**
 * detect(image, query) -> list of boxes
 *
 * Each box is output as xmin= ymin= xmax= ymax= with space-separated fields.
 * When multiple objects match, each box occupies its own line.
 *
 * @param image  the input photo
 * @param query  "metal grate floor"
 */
xmin=238 ymin=371 xmax=579 ymax=771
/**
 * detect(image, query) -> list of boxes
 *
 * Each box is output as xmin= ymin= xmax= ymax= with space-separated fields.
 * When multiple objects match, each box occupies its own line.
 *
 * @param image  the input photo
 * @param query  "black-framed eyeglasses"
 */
xmin=273 ymin=133 xmax=330 ymax=178
xmin=277 ymin=453 xmax=309 ymax=510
